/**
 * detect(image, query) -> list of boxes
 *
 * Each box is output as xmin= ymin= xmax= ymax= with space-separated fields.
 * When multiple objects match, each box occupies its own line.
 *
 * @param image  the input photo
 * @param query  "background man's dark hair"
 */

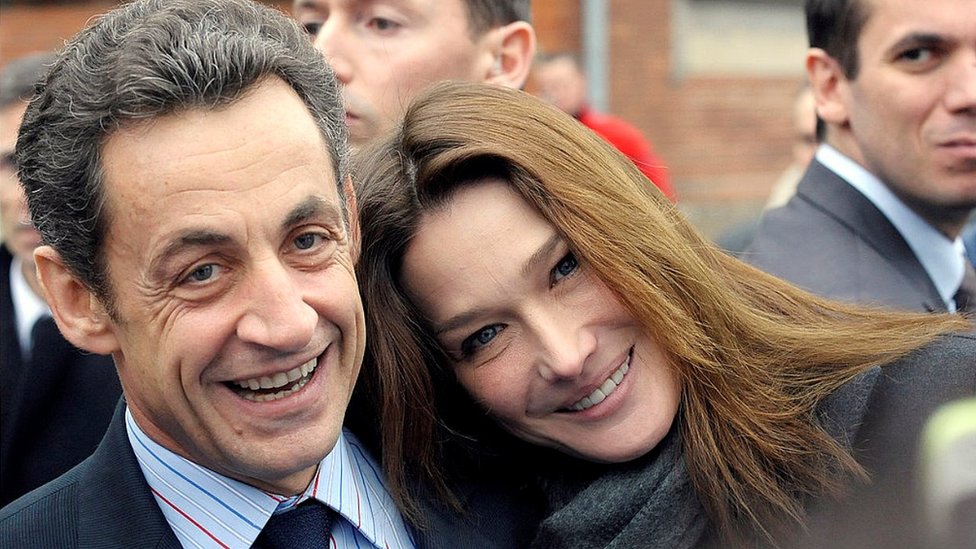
xmin=464 ymin=0 xmax=530 ymax=35
xmin=16 ymin=0 xmax=347 ymax=313
xmin=805 ymin=0 xmax=873 ymax=79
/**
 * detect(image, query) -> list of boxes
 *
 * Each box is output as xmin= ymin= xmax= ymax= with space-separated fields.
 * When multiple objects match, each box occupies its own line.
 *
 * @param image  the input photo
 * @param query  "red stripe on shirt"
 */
xmin=151 ymin=487 xmax=231 ymax=549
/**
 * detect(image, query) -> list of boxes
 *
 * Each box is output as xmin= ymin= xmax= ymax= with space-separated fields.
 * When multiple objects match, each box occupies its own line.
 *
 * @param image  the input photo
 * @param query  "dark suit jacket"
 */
xmin=799 ymin=333 xmax=976 ymax=549
xmin=0 ymin=400 xmax=539 ymax=548
xmin=745 ymin=160 xmax=946 ymax=312
xmin=0 ymin=246 xmax=122 ymax=507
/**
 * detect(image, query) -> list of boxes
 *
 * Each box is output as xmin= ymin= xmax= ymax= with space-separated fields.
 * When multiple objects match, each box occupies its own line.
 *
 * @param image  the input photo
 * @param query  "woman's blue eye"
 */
xmin=552 ymin=252 xmax=579 ymax=282
xmin=461 ymin=325 xmax=503 ymax=355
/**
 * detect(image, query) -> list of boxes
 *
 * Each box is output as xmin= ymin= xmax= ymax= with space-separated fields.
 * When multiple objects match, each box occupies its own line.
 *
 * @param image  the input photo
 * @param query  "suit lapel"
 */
xmin=76 ymin=401 xmax=182 ymax=548
xmin=795 ymin=161 xmax=946 ymax=312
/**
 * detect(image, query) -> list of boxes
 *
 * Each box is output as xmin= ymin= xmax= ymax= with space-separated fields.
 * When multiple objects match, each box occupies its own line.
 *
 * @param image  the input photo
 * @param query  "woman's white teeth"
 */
xmin=569 ymin=354 xmax=630 ymax=412
xmin=233 ymin=357 xmax=317 ymax=402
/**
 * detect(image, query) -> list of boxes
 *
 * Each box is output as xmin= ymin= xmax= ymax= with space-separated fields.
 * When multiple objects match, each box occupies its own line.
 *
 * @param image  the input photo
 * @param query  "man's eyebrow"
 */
xmin=149 ymin=230 xmax=232 ymax=280
xmin=282 ymin=195 xmax=342 ymax=232
xmin=889 ymin=32 xmax=952 ymax=54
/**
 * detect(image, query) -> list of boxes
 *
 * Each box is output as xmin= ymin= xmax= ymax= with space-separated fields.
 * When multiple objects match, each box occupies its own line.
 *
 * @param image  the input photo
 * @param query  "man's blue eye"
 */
xmin=368 ymin=17 xmax=399 ymax=32
xmin=188 ymin=265 xmax=214 ymax=283
xmin=295 ymin=233 xmax=319 ymax=250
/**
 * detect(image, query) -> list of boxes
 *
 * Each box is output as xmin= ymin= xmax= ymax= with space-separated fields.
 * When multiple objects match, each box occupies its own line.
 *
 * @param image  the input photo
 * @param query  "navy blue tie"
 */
xmin=253 ymin=500 xmax=336 ymax=549
xmin=956 ymin=262 xmax=976 ymax=313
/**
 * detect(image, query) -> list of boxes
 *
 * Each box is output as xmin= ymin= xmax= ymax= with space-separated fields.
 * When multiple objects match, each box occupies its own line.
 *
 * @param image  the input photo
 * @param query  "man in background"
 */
xmin=747 ymin=0 xmax=976 ymax=314
xmin=531 ymin=51 xmax=675 ymax=201
xmin=0 ymin=52 xmax=121 ymax=508
xmin=292 ymin=0 xmax=536 ymax=148
xmin=764 ymin=83 xmax=818 ymax=210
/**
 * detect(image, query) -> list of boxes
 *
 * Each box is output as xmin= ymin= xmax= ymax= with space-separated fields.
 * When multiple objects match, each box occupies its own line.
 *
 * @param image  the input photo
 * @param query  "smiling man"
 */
xmin=292 ymin=0 xmax=535 ymax=147
xmin=747 ymin=0 xmax=976 ymax=314
xmin=0 ymin=1 xmax=415 ymax=547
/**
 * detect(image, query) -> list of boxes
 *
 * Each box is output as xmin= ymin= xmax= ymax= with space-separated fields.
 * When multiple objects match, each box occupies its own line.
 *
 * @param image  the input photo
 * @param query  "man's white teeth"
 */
xmin=569 ymin=353 xmax=631 ymax=412
xmin=233 ymin=357 xmax=317 ymax=402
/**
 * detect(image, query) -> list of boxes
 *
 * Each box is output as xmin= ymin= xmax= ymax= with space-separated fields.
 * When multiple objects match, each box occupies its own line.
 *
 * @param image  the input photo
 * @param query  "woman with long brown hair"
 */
xmin=352 ymin=81 xmax=976 ymax=548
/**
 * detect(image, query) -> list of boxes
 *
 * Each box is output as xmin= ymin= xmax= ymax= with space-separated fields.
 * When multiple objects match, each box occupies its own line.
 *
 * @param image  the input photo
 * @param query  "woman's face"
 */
xmin=400 ymin=179 xmax=681 ymax=463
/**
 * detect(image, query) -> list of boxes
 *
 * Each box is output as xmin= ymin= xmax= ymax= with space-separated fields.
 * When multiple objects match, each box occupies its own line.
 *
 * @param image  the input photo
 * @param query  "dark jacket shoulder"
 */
xmin=800 ymin=334 xmax=976 ymax=549
xmin=0 ymin=401 xmax=181 ymax=548
xmin=745 ymin=160 xmax=943 ymax=312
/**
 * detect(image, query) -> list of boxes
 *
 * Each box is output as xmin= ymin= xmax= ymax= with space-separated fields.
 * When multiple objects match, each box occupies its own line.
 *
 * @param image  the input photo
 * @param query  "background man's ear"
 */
xmin=33 ymin=245 xmax=120 ymax=356
xmin=343 ymin=175 xmax=361 ymax=263
xmin=806 ymin=47 xmax=850 ymax=129
xmin=484 ymin=21 xmax=537 ymax=89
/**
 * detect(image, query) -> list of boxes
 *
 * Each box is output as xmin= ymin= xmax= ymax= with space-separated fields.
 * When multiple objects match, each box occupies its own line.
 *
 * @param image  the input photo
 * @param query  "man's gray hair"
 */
xmin=17 ymin=0 xmax=348 ymax=308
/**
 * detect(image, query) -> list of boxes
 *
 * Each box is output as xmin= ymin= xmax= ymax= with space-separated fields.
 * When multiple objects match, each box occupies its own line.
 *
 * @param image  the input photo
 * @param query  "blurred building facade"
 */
xmin=1 ymin=0 xmax=806 ymax=239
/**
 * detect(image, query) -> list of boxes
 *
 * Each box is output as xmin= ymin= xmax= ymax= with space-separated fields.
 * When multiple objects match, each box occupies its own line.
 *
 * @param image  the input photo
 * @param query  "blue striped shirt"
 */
xmin=125 ymin=408 xmax=415 ymax=549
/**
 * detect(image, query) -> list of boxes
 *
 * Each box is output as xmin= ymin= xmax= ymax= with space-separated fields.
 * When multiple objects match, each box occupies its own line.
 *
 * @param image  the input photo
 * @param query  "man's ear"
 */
xmin=342 ymin=175 xmax=361 ymax=263
xmin=34 ymin=245 xmax=120 ymax=356
xmin=806 ymin=47 xmax=850 ymax=130
xmin=484 ymin=21 xmax=536 ymax=89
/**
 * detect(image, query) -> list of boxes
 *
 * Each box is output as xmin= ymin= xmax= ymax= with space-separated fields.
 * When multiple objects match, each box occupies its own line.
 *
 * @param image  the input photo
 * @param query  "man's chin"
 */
xmin=345 ymin=114 xmax=392 ymax=149
xmin=346 ymin=125 xmax=374 ymax=149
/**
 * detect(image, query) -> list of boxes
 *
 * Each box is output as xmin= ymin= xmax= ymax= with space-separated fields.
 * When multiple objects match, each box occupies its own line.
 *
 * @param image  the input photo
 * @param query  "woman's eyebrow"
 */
xmin=521 ymin=233 xmax=562 ymax=277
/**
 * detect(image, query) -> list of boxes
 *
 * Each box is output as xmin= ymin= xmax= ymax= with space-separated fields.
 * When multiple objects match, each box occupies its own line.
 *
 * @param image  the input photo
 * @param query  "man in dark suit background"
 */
xmin=746 ymin=0 xmax=976 ymax=314
xmin=0 ymin=53 xmax=122 ymax=507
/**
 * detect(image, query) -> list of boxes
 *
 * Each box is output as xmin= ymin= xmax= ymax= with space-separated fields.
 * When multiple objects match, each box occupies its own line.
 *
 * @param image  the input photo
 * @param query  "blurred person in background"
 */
xmin=292 ymin=0 xmax=536 ymax=149
xmin=531 ymin=51 xmax=675 ymax=201
xmin=0 ymin=52 xmax=121 ymax=508
xmin=765 ymin=83 xmax=818 ymax=210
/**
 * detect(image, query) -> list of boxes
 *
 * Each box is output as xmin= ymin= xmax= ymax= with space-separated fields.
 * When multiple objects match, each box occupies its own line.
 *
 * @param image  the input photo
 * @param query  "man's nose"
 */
xmin=312 ymin=19 xmax=352 ymax=84
xmin=236 ymin=259 xmax=317 ymax=352
xmin=944 ymin=50 xmax=976 ymax=114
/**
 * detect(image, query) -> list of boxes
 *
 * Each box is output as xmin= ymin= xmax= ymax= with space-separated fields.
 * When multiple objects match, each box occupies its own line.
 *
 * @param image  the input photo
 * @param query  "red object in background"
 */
xmin=577 ymin=106 xmax=676 ymax=202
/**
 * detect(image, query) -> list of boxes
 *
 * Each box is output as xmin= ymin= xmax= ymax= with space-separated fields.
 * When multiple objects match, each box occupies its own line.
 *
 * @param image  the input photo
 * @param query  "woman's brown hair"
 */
xmin=352 ymin=81 xmax=968 ymax=543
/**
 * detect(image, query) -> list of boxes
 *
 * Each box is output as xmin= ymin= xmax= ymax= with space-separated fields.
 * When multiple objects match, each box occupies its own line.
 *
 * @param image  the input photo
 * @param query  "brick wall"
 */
xmin=0 ymin=1 xmax=290 ymax=63
xmin=533 ymin=0 xmax=800 ymax=237
xmin=1 ymin=0 xmax=797 ymax=239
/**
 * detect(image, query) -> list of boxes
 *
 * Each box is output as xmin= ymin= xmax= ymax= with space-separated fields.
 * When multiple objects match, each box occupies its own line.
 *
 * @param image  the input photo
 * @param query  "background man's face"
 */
xmin=531 ymin=57 xmax=588 ymax=116
xmin=832 ymin=0 xmax=976 ymax=233
xmin=294 ymin=0 xmax=496 ymax=146
xmin=0 ymin=102 xmax=41 ymax=263
xmin=95 ymin=78 xmax=364 ymax=495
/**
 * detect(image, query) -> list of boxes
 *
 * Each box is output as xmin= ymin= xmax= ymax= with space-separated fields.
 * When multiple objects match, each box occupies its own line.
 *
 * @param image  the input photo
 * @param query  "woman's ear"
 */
xmin=343 ymin=175 xmax=361 ymax=263
xmin=33 ymin=245 xmax=120 ymax=356
xmin=484 ymin=21 xmax=537 ymax=89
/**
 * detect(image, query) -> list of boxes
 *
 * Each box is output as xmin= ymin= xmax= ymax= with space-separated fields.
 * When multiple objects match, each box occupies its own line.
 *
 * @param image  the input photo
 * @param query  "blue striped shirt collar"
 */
xmin=125 ymin=407 xmax=415 ymax=549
